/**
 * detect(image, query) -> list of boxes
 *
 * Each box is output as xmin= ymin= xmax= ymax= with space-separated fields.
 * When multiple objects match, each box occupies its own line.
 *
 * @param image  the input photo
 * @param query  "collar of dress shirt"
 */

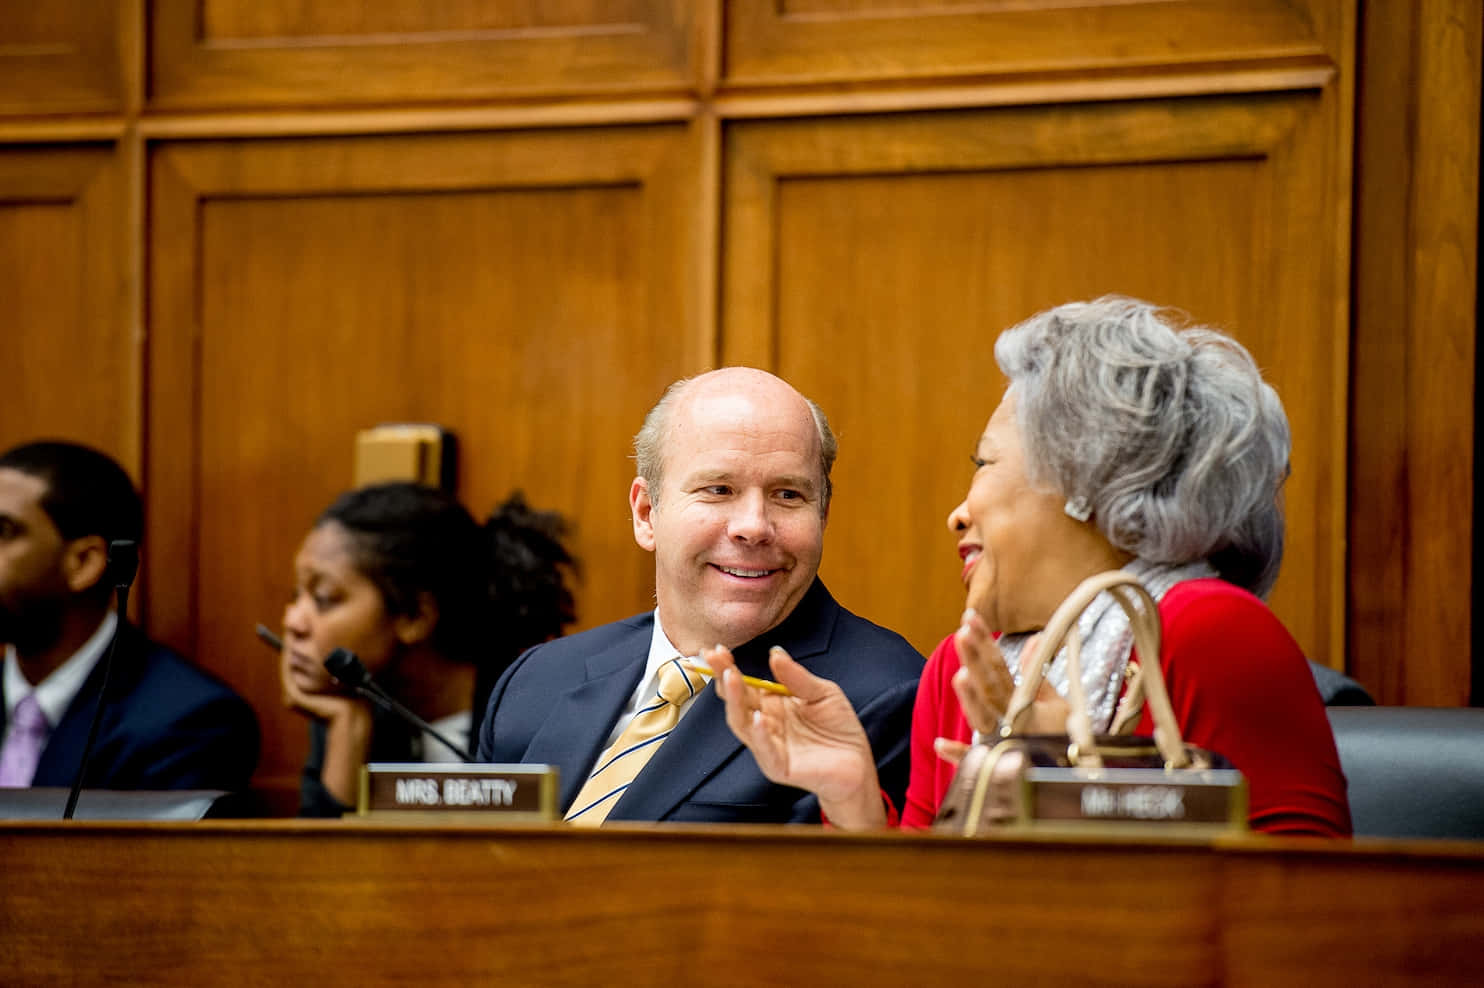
xmin=3 ymin=610 xmax=118 ymax=728
xmin=599 ymin=609 xmax=703 ymax=749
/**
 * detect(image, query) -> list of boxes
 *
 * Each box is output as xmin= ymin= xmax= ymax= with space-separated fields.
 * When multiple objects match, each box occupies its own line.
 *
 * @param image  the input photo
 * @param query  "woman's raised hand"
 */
xmin=950 ymin=609 xmax=1069 ymax=739
xmin=279 ymin=642 xmax=358 ymax=719
xmin=279 ymin=643 xmax=375 ymax=806
xmin=708 ymin=644 xmax=888 ymax=829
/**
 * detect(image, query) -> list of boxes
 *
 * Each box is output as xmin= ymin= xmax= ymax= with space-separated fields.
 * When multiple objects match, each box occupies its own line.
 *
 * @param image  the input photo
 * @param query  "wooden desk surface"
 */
xmin=3 ymin=821 xmax=1481 ymax=986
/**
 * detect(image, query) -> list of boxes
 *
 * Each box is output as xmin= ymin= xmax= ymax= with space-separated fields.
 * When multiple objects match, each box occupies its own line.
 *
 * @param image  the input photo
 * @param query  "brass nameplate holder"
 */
xmin=1019 ymin=767 xmax=1248 ymax=832
xmin=353 ymin=424 xmax=454 ymax=489
xmin=356 ymin=764 xmax=559 ymax=821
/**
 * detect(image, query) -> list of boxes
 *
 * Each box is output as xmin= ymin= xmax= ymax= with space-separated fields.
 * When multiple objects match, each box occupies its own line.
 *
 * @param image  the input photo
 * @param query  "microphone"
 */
xmin=323 ymin=648 xmax=472 ymax=763
xmin=63 ymin=539 xmax=140 ymax=820
xmin=105 ymin=539 xmax=139 ymax=590
xmin=254 ymin=623 xmax=283 ymax=652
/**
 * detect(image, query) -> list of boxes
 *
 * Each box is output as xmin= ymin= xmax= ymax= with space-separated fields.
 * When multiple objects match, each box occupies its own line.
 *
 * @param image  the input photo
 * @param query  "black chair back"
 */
xmin=1328 ymin=707 xmax=1484 ymax=839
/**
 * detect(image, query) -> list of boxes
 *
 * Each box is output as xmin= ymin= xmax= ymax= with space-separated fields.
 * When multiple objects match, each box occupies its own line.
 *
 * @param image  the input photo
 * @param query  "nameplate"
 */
xmin=1021 ymin=767 xmax=1247 ymax=831
xmin=357 ymin=764 xmax=559 ymax=821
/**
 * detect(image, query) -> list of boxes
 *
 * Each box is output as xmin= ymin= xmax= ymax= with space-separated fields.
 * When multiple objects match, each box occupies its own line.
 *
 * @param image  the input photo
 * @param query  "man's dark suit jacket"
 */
xmin=478 ymin=579 xmax=924 ymax=823
xmin=1 ymin=621 xmax=260 ymax=791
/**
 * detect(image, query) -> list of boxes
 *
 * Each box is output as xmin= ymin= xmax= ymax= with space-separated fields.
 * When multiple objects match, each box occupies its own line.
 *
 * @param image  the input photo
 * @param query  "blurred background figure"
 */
xmin=281 ymin=483 xmax=575 ymax=817
xmin=1 ymin=440 xmax=258 ymax=793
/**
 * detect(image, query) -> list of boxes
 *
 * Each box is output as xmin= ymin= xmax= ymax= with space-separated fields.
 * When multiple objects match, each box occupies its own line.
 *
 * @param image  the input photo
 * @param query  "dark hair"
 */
xmin=475 ymin=492 xmax=578 ymax=718
xmin=0 ymin=440 xmax=143 ymax=548
xmin=316 ymin=483 xmax=577 ymax=715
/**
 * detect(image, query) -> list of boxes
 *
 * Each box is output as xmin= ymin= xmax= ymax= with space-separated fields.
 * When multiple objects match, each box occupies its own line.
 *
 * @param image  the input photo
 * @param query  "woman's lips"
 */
xmin=959 ymin=547 xmax=981 ymax=584
xmin=288 ymin=650 xmax=321 ymax=675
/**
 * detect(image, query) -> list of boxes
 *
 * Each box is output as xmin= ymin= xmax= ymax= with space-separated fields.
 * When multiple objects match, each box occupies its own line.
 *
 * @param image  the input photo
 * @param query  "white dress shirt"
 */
xmin=3 ymin=611 xmax=117 ymax=734
xmin=598 ymin=610 xmax=704 ymax=748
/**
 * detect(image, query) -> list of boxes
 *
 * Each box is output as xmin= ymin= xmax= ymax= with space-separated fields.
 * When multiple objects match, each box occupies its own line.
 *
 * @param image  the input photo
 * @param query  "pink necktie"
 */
xmin=0 ymin=693 xmax=50 ymax=788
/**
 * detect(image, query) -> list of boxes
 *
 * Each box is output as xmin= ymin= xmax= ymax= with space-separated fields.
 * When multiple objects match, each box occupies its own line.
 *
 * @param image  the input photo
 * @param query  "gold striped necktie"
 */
xmin=565 ymin=657 xmax=706 ymax=826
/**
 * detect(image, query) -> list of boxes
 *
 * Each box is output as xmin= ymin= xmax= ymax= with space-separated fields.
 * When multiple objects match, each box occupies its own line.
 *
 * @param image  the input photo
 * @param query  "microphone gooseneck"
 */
xmin=63 ymin=539 xmax=140 ymax=821
xmin=323 ymin=648 xmax=472 ymax=763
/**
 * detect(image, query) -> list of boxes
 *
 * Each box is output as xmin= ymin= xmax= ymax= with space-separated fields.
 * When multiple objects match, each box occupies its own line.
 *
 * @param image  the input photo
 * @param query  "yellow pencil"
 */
xmin=681 ymin=660 xmax=793 ymax=696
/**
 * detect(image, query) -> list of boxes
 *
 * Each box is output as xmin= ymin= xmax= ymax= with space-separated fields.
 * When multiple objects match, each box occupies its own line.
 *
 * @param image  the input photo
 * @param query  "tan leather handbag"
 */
xmin=933 ymin=571 xmax=1247 ymax=835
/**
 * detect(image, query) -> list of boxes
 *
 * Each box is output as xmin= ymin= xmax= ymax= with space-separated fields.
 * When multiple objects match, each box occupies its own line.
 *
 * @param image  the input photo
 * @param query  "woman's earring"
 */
xmin=1063 ymin=496 xmax=1091 ymax=522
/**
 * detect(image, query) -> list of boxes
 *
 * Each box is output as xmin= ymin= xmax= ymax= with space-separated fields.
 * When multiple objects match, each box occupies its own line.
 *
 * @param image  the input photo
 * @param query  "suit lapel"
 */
xmin=609 ymin=579 xmax=839 ymax=821
xmin=33 ymin=621 xmax=145 ymax=787
xmin=522 ymin=627 xmax=649 ymax=811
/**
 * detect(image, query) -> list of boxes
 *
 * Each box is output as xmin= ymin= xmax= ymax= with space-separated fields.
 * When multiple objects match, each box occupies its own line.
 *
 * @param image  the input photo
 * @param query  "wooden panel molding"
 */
xmin=148 ymin=0 xmax=698 ymax=110
xmin=0 ymin=1 xmax=124 ymax=116
xmin=1350 ymin=0 xmax=1481 ymax=705
xmin=147 ymin=124 xmax=707 ymax=795
xmin=723 ymin=91 xmax=1351 ymax=665
xmin=0 ymin=144 xmax=135 ymax=464
xmin=724 ymin=0 xmax=1339 ymax=92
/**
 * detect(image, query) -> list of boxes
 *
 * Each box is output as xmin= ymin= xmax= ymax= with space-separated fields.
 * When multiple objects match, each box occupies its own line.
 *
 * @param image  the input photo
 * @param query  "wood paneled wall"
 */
xmin=1350 ymin=0 xmax=1481 ymax=706
xmin=1 ymin=1 xmax=1477 ymax=807
xmin=724 ymin=90 xmax=1350 ymax=673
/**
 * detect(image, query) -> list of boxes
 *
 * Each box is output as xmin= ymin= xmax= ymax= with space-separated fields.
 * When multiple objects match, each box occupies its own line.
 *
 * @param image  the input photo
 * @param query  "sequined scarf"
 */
xmin=995 ymin=558 xmax=1217 ymax=731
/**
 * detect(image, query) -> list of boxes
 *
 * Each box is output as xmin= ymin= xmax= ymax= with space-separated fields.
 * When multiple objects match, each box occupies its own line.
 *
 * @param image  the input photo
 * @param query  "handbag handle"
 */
xmin=1000 ymin=571 xmax=1190 ymax=769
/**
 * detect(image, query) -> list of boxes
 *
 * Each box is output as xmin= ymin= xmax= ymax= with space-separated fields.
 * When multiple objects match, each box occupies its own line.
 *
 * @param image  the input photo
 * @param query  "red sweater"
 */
xmin=901 ymin=578 xmax=1352 ymax=836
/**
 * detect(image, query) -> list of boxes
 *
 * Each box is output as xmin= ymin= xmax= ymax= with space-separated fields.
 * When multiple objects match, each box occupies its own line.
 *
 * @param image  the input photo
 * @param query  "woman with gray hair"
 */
xmin=707 ymin=296 xmax=1351 ymax=836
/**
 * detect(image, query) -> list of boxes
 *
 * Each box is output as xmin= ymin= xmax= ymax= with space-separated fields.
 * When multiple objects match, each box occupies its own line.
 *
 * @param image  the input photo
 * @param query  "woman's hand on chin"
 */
xmin=281 ymin=647 xmax=369 ymax=725
xmin=709 ymin=644 xmax=886 ymax=829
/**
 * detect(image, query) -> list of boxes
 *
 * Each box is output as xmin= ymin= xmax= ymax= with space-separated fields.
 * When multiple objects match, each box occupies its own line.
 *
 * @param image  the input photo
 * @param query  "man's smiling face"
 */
xmin=629 ymin=370 xmax=826 ymax=657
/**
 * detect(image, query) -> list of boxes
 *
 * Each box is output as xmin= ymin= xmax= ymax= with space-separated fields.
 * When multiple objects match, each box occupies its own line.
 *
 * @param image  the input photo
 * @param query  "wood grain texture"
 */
xmin=0 ymin=144 xmax=135 ymax=467
xmin=148 ymin=0 xmax=697 ymax=109
xmin=724 ymin=0 xmax=1331 ymax=87
xmin=723 ymin=91 xmax=1350 ymax=664
xmin=199 ymin=0 xmax=652 ymax=38
xmin=1350 ymin=0 xmax=1480 ymax=705
xmin=1 ymin=822 xmax=1481 ymax=985
xmin=147 ymin=126 xmax=706 ymax=800
xmin=0 ymin=0 xmax=123 ymax=116
xmin=2 ymin=0 xmax=1477 ymax=725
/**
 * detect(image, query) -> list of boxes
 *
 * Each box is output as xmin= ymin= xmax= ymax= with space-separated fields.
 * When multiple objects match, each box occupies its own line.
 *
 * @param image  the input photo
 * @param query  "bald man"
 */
xmin=478 ymin=368 xmax=923 ymax=824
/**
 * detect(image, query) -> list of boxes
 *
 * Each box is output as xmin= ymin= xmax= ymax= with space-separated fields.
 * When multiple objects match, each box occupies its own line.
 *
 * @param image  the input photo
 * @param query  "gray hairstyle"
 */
xmin=995 ymin=296 xmax=1291 ymax=597
xmin=633 ymin=371 xmax=838 ymax=516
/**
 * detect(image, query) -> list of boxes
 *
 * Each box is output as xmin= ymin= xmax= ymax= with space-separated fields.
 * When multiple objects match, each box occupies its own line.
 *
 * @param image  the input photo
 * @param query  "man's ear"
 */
xmin=62 ymin=535 xmax=109 ymax=595
xmin=394 ymin=592 xmax=439 ymax=647
xmin=630 ymin=477 xmax=656 ymax=552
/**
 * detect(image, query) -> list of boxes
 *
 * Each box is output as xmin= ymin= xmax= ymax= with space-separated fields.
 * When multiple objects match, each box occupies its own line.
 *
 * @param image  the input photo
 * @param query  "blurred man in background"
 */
xmin=0 ymin=440 xmax=258 ymax=792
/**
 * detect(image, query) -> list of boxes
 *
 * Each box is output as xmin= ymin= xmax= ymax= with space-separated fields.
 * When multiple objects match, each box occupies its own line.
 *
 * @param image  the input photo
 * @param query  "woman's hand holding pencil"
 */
xmin=681 ymin=658 xmax=792 ymax=695
xmin=704 ymin=643 xmax=889 ymax=830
